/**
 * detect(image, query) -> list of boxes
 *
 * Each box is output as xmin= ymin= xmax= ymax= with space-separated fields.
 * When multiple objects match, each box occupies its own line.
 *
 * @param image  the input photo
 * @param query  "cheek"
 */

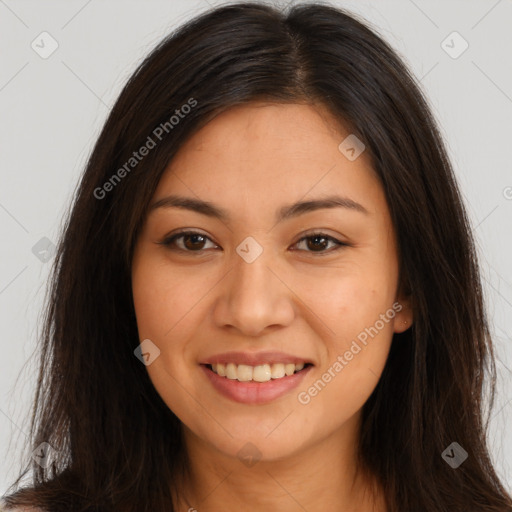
xmin=293 ymin=262 xmax=397 ymax=416
xmin=296 ymin=304 xmax=394 ymax=435
xmin=322 ymin=283 xmax=395 ymax=383
xmin=131 ymin=257 xmax=206 ymax=343
xmin=131 ymin=260 xmax=204 ymax=423
xmin=295 ymin=259 xmax=398 ymax=342
xmin=131 ymin=257 xmax=204 ymax=406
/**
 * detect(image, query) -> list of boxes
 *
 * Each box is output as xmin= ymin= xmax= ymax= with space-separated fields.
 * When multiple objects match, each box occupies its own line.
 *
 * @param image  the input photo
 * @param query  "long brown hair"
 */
xmin=3 ymin=3 xmax=511 ymax=511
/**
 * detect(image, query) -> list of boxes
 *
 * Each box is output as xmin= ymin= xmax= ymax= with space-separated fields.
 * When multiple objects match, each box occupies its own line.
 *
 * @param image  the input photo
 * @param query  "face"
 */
xmin=131 ymin=102 xmax=412 ymax=463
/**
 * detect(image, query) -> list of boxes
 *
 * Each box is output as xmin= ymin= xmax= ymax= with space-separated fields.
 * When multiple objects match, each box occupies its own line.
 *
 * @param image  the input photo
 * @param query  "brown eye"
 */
xmin=159 ymin=231 xmax=217 ymax=252
xmin=305 ymin=235 xmax=330 ymax=251
xmin=293 ymin=233 xmax=345 ymax=254
xmin=181 ymin=233 xmax=208 ymax=251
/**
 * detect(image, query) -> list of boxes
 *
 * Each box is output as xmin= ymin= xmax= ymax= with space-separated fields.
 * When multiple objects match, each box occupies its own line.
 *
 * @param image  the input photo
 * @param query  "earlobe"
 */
xmin=393 ymin=299 xmax=413 ymax=334
xmin=394 ymin=317 xmax=412 ymax=334
xmin=393 ymin=273 xmax=413 ymax=333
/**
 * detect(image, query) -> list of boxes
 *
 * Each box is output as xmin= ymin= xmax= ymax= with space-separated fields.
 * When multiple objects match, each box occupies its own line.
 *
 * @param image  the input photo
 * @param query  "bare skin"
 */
xmin=131 ymin=102 xmax=413 ymax=512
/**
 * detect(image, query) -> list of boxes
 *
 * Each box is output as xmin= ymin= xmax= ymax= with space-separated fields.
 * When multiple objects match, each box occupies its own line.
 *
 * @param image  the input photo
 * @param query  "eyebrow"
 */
xmin=148 ymin=194 xmax=369 ymax=223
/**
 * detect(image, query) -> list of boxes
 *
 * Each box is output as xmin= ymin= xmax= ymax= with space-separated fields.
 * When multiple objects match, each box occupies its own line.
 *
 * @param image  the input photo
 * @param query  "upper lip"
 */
xmin=201 ymin=351 xmax=314 ymax=366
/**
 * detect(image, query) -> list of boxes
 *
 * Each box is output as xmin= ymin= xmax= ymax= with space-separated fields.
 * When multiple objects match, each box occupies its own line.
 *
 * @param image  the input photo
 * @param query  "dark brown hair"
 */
xmin=3 ymin=2 xmax=511 ymax=511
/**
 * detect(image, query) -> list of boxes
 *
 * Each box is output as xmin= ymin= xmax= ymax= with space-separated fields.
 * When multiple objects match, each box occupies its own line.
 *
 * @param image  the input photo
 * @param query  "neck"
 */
xmin=173 ymin=416 xmax=386 ymax=512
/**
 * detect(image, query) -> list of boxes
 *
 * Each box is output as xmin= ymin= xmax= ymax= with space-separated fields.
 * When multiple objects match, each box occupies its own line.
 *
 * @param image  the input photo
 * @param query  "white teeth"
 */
xmin=226 ymin=363 xmax=237 ymax=380
xmin=271 ymin=363 xmax=285 ymax=379
xmin=210 ymin=362 xmax=307 ymax=382
xmin=237 ymin=364 xmax=253 ymax=382
xmin=284 ymin=363 xmax=295 ymax=376
xmin=253 ymin=364 xmax=271 ymax=382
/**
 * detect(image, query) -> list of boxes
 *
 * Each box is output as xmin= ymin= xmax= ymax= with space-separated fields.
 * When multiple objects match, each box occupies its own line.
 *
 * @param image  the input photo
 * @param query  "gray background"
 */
xmin=1 ymin=0 xmax=511 ymax=495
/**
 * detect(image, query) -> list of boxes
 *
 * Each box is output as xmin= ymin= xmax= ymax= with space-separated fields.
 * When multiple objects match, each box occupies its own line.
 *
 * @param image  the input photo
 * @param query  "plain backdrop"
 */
xmin=1 ymin=0 xmax=511 ymax=496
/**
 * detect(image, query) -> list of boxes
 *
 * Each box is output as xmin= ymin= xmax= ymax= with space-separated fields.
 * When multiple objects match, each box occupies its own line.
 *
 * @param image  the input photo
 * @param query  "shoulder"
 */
xmin=0 ymin=500 xmax=44 ymax=512
xmin=1 ymin=508 xmax=44 ymax=511
xmin=1 ymin=507 xmax=44 ymax=512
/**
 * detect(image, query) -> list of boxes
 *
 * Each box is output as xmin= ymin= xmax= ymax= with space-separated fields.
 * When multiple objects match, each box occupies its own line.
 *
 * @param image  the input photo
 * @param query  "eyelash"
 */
xmin=157 ymin=230 xmax=348 ymax=256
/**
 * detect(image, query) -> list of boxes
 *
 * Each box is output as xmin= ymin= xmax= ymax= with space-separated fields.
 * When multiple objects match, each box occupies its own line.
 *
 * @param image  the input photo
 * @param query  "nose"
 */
xmin=212 ymin=245 xmax=295 ymax=337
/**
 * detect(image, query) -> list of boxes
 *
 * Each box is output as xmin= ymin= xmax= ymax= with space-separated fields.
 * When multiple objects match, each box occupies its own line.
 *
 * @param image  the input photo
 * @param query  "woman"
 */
xmin=2 ymin=2 xmax=511 ymax=511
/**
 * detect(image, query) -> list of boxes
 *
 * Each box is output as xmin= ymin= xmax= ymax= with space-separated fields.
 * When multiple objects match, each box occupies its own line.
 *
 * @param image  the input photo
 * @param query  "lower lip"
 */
xmin=201 ymin=364 xmax=313 ymax=404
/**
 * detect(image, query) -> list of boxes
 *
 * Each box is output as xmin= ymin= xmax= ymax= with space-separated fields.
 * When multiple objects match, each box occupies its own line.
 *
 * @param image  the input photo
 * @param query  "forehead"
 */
xmin=173 ymin=101 xmax=352 ymax=166
xmin=153 ymin=102 xmax=384 ymax=219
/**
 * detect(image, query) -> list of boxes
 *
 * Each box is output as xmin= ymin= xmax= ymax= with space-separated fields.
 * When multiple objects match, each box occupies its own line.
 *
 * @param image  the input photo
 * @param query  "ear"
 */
xmin=392 ymin=282 xmax=413 ymax=334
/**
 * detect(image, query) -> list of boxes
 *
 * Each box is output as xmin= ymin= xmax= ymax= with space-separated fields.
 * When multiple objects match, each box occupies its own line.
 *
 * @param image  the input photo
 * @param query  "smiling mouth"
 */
xmin=204 ymin=362 xmax=313 ymax=383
